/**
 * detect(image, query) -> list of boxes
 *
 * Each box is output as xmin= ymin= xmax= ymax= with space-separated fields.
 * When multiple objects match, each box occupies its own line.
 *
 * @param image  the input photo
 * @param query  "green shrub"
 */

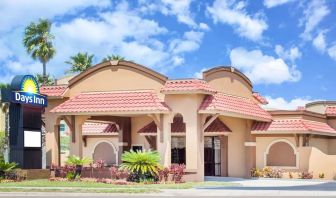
xmin=66 ymin=155 xmax=92 ymax=166
xmin=120 ymin=150 xmax=161 ymax=182
xmin=251 ymin=167 xmax=283 ymax=178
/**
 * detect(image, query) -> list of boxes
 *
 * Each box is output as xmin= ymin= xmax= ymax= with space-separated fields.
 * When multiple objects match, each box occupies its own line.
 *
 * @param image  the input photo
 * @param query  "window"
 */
xmin=171 ymin=137 xmax=186 ymax=164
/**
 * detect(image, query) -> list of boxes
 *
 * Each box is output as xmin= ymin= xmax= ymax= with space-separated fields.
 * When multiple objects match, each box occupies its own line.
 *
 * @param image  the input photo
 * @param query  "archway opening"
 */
xmin=171 ymin=114 xmax=186 ymax=165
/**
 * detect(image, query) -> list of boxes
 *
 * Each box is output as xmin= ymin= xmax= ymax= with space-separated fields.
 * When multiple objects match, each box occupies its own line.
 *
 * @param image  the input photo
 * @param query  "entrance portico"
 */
xmin=41 ymin=61 xmax=279 ymax=181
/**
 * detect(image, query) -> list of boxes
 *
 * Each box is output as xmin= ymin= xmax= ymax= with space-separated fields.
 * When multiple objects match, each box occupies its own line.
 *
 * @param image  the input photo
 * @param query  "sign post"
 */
xmin=1 ymin=75 xmax=47 ymax=169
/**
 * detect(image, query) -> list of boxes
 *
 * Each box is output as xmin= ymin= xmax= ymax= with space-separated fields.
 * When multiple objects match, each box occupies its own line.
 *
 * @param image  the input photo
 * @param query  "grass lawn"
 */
xmin=0 ymin=179 xmax=236 ymax=193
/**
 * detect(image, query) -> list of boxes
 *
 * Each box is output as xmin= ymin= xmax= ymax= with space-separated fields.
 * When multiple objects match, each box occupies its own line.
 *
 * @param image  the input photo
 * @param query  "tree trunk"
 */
xmin=42 ymin=61 xmax=46 ymax=85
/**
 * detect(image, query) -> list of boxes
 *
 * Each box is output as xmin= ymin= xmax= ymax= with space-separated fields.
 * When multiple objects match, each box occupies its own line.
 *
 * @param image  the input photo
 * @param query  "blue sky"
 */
xmin=0 ymin=0 xmax=335 ymax=109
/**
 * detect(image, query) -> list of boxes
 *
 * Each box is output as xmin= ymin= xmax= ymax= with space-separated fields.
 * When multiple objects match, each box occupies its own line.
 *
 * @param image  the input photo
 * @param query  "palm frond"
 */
xmin=120 ymin=150 xmax=161 ymax=176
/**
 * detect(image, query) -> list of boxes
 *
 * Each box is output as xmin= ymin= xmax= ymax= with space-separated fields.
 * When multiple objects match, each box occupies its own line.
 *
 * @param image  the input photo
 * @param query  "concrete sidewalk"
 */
xmin=1 ymin=178 xmax=336 ymax=197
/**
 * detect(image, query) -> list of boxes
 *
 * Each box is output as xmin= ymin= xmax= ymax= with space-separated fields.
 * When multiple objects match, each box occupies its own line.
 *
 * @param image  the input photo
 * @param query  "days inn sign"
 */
xmin=11 ymin=75 xmax=47 ymax=107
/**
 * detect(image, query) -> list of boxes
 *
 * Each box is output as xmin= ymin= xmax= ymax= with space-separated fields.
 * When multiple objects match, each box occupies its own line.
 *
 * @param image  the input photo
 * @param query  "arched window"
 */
xmin=265 ymin=139 xmax=298 ymax=168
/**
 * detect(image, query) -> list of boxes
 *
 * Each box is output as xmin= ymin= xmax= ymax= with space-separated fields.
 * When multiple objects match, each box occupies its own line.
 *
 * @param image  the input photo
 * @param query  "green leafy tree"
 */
xmin=23 ymin=19 xmax=56 ymax=85
xmin=65 ymin=52 xmax=94 ymax=73
xmin=102 ymin=54 xmax=125 ymax=62
xmin=120 ymin=150 xmax=161 ymax=177
xmin=0 ymin=83 xmax=10 ymax=89
xmin=35 ymin=74 xmax=55 ymax=86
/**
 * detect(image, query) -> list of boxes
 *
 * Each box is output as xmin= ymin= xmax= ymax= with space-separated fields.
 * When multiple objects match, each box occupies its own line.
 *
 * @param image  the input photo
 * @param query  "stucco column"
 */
xmin=52 ymin=124 xmax=60 ymax=166
xmin=244 ymin=120 xmax=255 ymax=178
xmin=70 ymin=116 xmax=89 ymax=157
xmin=157 ymin=114 xmax=172 ymax=167
xmin=185 ymin=113 xmax=201 ymax=171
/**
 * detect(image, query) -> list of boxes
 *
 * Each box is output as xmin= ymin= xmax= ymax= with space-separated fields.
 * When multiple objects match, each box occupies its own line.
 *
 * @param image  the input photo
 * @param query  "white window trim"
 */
xmin=264 ymin=139 xmax=299 ymax=169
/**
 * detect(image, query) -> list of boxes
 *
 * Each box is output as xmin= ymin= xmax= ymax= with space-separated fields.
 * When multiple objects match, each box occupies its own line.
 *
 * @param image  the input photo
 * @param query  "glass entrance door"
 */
xmin=204 ymin=136 xmax=221 ymax=176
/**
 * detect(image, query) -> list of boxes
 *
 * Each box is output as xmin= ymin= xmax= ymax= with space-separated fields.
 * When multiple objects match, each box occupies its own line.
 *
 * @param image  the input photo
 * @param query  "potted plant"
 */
xmin=65 ymin=155 xmax=92 ymax=179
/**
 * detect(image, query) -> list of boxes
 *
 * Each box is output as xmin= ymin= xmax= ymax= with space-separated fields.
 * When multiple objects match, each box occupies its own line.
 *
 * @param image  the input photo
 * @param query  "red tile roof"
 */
xmin=161 ymin=79 xmax=216 ymax=94
xmin=51 ymin=90 xmax=170 ymax=114
xmin=326 ymin=106 xmax=336 ymax=116
xmin=138 ymin=121 xmax=157 ymax=134
xmin=199 ymin=92 xmax=272 ymax=121
xmin=82 ymin=121 xmax=118 ymax=135
xmin=138 ymin=117 xmax=231 ymax=134
xmin=40 ymin=85 xmax=67 ymax=97
xmin=252 ymin=119 xmax=336 ymax=135
xmin=252 ymin=92 xmax=268 ymax=105
xmin=204 ymin=117 xmax=231 ymax=133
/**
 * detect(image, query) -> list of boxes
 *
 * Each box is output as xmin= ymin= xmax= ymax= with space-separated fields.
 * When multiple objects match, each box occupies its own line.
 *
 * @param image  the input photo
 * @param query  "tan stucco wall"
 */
xmin=204 ymin=70 xmax=252 ymax=98
xmin=220 ymin=116 xmax=252 ymax=178
xmin=298 ymin=147 xmax=336 ymax=179
xmin=82 ymin=136 xmax=119 ymax=164
xmin=309 ymin=137 xmax=329 ymax=154
xmin=68 ymin=66 xmax=165 ymax=99
xmin=131 ymin=116 xmax=152 ymax=150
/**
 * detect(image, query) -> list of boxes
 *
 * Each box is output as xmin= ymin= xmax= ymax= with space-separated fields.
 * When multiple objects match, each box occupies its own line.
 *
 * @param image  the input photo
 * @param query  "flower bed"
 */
xmin=50 ymin=164 xmax=186 ymax=185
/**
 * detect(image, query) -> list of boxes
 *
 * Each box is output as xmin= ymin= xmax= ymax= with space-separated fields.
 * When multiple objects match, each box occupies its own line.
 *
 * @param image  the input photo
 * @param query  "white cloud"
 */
xmin=275 ymin=45 xmax=302 ymax=63
xmin=0 ymin=0 xmax=110 ymax=33
xmin=312 ymin=30 xmax=327 ymax=52
xmin=172 ymin=56 xmax=185 ymax=66
xmin=199 ymin=23 xmax=210 ymax=31
xmin=230 ymin=47 xmax=301 ymax=84
xmin=0 ymin=39 xmax=13 ymax=60
xmin=328 ymin=45 xmax=336 ymax=60
xmin=263 ymin=0 xmax=294 ymax=8
xmin=169 ymin=31 xmax=204 ymax=54
xmin=300 ymin=0 xmax=330 ymax=40
xmin=139 ymin=0 xmax=197 ymax=27
xmin=207 ymin=0 xmax=268 ymax=41
xmin=193 ymin=67 xmax=209 ymax=78
xmin=264 ymin=96 xmax=317 ymax=110
xmin=52 ymin=6 xmax=171 ymax=72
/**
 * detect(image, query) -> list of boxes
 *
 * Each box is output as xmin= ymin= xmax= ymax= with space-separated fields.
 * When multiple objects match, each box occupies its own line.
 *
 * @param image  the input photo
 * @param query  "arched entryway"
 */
xmin=92 ymin=141 xmax=118 ymax=166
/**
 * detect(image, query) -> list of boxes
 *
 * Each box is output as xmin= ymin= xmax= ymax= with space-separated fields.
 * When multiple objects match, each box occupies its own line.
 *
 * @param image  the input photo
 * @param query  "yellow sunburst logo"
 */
xmin=21 ymin=76 xmax=39 ymax=94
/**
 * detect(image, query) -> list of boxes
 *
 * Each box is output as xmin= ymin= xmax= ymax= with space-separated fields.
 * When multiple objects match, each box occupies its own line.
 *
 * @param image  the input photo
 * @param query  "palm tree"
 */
xmin=65 ymin=52 xmax=94 ymax=73
xmin=23 ymin=19 xmax=56 ymax=85
xmin=102 ymin=54 xmax=125 ymax=62
xmin=35 ymin=74 xmax=55 ymax=86
xmin=120 ymin=150 xmax=161 ymax=179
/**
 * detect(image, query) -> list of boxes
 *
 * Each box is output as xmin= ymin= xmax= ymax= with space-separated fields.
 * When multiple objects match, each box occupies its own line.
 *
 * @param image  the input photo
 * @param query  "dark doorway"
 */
xmin=204 ymin=136 xmax=221 ymax=176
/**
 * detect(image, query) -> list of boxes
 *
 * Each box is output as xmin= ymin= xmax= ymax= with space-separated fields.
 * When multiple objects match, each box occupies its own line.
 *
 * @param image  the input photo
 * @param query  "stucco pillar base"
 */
xmin=245 ymin=143 xmax=256 ymax=178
